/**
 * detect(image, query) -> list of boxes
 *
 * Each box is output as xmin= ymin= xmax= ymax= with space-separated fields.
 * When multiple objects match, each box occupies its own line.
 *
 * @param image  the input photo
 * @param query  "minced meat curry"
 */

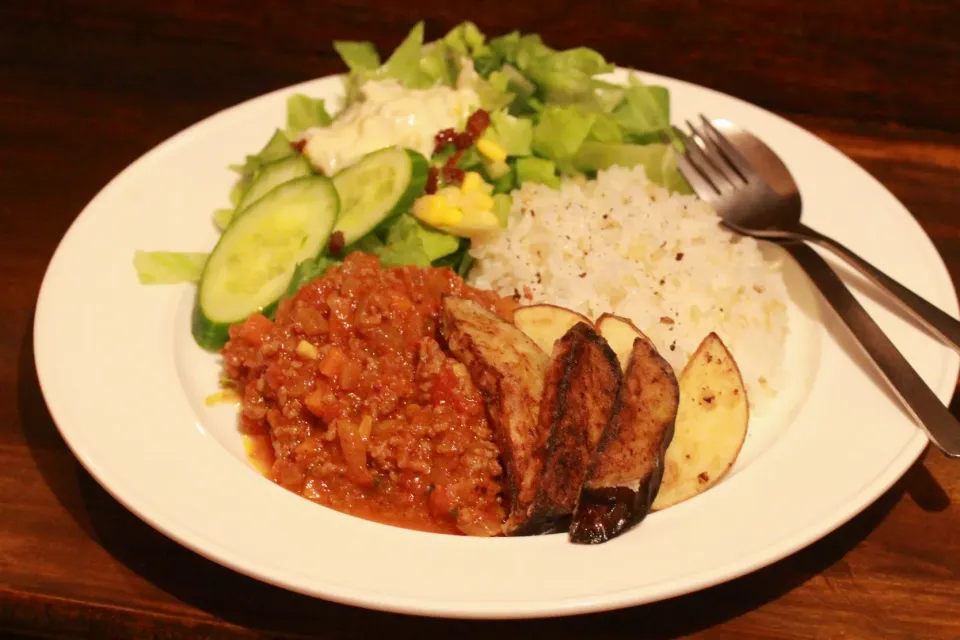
xmin=222 ymin=253 xmax=518 ymax=536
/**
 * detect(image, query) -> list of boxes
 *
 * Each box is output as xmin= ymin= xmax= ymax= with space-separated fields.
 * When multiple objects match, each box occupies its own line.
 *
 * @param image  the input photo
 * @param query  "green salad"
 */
xmin=133 ymin=21 xmax=690 ymax=351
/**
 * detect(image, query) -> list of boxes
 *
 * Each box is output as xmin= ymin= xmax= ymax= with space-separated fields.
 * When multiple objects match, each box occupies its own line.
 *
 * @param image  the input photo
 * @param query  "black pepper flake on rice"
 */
xmin=513 ymin=288 xmax=521 ymax=301
xmin=670 ymin=341 xmax=677 ymax=351
xmin=536 ymin=272 xmax=542 ymax=284
xmin=579 ymin=273 xmax=587 ymax=278
xmin=675 ymin=252 xmax=685 ymax=261
xmin=659 ymin=278 xmax=666 ymax=286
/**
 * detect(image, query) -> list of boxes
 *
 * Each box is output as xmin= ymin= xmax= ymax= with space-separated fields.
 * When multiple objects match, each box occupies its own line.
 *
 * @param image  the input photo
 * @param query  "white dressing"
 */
xmin=300 ymin=79 xmax=480 ymax=175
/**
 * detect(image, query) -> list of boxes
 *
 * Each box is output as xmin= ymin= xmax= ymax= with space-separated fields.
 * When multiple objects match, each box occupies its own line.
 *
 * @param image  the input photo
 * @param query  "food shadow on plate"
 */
xmin=15 ymin=309 xmax=950 ymax=637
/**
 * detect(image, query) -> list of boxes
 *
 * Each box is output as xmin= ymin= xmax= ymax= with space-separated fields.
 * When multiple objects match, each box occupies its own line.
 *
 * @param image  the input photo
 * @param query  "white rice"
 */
xmin=467 ymin=164 xmax=789 ymax=408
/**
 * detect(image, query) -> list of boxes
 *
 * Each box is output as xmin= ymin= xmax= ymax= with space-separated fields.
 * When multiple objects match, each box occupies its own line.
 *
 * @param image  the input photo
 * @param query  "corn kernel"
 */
xmin=296 ymin=340 xmax=319 ymax=359
xmin=476 ymin=139 xmax=507 ymax=163
xmin=413 ymin=195 xmax=448 ymax=225
xmin=204 ymin=389 xmax=239 ymax=406
xmin=462 ymin=191 xmax=495 ymax=214
xmin=461 ymin=172 xmax=483 ymax=194
xmin=441 ymin=207 xmax=465 ymax=225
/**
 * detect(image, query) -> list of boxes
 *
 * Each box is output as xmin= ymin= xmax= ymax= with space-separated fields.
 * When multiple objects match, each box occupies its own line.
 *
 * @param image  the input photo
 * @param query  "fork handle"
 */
xmin=785 ymin=243 xmax=960 ymax=457
xmin=794 ymin=222 xmax=960 ymax=353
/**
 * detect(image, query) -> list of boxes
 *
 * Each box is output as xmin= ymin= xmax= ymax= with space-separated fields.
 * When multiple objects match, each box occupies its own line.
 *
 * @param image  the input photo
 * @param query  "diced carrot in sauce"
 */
xmin=337 ymin=417 xmax=373 ymax=487
xmin=236 ymin=313 xmax=273 ymax=344
xmin=319 ymin=346 xmax=346 ymax=379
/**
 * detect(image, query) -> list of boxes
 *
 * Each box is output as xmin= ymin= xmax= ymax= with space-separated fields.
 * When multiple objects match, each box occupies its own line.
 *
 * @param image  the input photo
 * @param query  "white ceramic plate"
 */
xmin=35 ymin=68 xmax=959 ymax=619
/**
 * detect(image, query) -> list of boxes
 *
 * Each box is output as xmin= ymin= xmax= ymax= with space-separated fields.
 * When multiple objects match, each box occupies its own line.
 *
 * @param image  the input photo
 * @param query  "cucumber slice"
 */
xmin=237 ymin=154 xmax=313 ymax=213
xmin=192 ymin=175 xmax=339 ymax=350
xmin=332 ymin=147 xmax=428 ymax=245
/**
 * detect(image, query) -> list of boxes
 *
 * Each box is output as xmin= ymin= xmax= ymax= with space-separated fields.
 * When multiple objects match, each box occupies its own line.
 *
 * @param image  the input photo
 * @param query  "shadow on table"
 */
xmin=16 ymin=312 xmax=957 ymax=640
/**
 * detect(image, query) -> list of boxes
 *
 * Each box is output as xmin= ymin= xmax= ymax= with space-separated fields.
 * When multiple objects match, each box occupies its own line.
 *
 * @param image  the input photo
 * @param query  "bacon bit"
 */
xmin=425 ymin=167 xmax=439 ymax=194
xmin=659 ymin=316 xmax=675 ymax=325
xmin=328 ymin=231 xmax=346 ymax=257
xmin=442 ymin=166 xmax=466 ymax=185
xmin=578 ymin=273 xmax=587 ymax=279
xmin=466 ymin=109 xmax=490 ymax=138
xmin=442 ymin=149 xmax=466 ymax=185
xmin=290 ymin=139 xmax=307 ymax=153
xmin=702 ymin=394 xmax=715 ymax=404
xmin=434 ymin=128 xmax=458 ymax=154
xmin=522 ymin=285 xmax=534 ymax=301
xmin=454 ymin=131 xmax=474 ymax=150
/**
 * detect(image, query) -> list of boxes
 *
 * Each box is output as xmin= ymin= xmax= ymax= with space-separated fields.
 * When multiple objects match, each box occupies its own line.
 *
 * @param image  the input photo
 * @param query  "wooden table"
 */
xmin=3 ymin=2 xmax=959 ymax=638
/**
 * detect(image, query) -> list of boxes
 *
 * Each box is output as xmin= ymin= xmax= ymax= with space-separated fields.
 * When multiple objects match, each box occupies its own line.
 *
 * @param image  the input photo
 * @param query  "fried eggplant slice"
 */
xmin=439 ymin=296 xmax=550 ymax=534
xmin=570 ymin=337 xmax=679 ymax=544
xmin=515 ymin=322 xmax=621 ymax=534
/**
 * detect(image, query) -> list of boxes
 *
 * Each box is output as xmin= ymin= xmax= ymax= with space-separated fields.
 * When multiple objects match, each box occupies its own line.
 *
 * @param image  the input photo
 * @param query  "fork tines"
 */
xmin=661 ymin=116 xmax=759 ymax=199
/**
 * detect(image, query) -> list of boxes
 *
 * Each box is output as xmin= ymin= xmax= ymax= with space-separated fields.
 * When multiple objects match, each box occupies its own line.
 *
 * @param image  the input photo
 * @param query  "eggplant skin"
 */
xmin=439 ymin=296 xmax=550 ymax=535
xmin=513 ymin=322 xmax=621 ymax=535
xmin=570 ymin=337 xmax=678 ymax=544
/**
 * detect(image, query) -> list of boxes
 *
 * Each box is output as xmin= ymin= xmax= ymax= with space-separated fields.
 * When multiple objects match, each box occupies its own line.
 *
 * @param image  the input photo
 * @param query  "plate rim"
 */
xmin=33 ymin=67 xmax=960 ymax=619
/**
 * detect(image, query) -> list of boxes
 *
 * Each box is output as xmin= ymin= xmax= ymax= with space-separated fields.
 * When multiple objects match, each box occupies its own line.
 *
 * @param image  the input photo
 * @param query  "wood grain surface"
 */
xmin=2 ymin=2 xmax=959 ymax=638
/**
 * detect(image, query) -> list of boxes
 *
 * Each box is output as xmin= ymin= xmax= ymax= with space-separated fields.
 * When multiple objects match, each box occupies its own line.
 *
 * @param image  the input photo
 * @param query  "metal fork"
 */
xmin=664 ymin=117 xmax=960 ymax=457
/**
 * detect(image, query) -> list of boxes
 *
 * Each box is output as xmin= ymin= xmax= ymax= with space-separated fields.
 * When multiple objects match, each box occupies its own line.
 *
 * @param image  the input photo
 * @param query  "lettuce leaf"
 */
xmin=213 ymin=208 xmax=234 ymax=231
xmin=287 ymin=256 xmax=339 ymax=295
xmin=492 ymin=193 xmax=512 ymax=227
xmin=532 ymin=105 xmax=597 ymax=170
xmin=442 ymin=21 xmax=487 ymax=58
xmin=229 ymin=129 xmax=294 ymax=181
xmin=477 ymin=31 xmax=521 ymax=73
xmin=285 ymin=94 xmax=332 ymax=137
xmin=379 ymin=214 xmax=460 ymax=266
xmin=572 ymin=141 xmax=691 ymax=194
xmin=512 ymin=37 xmax=615 ymax=105
xmin=484 ymin=110 xmax=533 ymax=156
xmin=133 ymin=251 xmax=208 ymax=284
xmin=383 ymin=21 xmax=430 ymax=88
xmin=516 ymin=156 xmax=560 ymax=188
xmin=419 ymin=42 xmax=458 ymax=87
xmin=333 ymin=41 xmax=381 ymax=72
xmin=614 ymin=78 xmax=670 ymax=142
xmin=588 ymin=112 xmax=623 ymax=144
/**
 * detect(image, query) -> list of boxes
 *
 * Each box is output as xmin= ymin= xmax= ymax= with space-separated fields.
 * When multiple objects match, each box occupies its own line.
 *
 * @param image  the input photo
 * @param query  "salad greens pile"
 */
xmin=135 ymin=20 xmax=689 ymax=292
xmin=332 ymin=21 xmax=689 ymax=193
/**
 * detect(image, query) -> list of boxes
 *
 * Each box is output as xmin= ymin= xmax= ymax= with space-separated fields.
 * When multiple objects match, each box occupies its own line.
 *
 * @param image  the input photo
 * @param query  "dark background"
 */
xmin=2 ymin=1 xmax=959 ymax=638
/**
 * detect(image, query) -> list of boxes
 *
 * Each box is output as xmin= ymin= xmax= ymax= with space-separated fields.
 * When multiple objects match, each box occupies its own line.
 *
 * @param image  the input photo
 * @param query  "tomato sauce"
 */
xmin=222 ymin=253 xmax=518 ymax=536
